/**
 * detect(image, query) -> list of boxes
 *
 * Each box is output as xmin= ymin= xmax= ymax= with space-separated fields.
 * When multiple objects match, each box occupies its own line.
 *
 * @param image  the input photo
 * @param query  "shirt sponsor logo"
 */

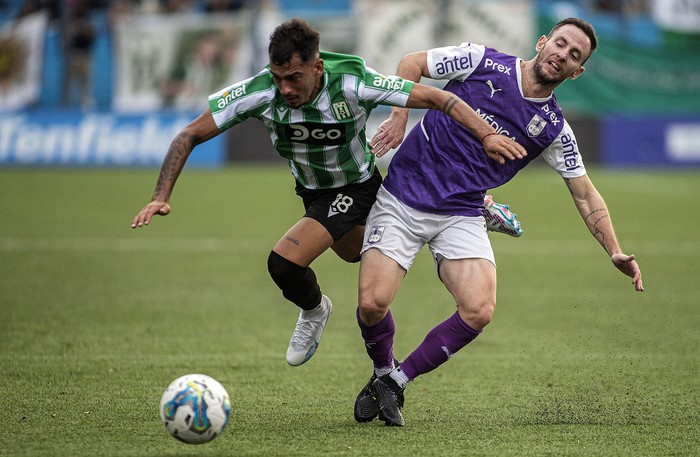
xmin=371 ymin=75 xmax=406 ymax=91
xmin=560 ymin=133 xmax=581 ymax=171
xmin=284 ymin=122 xmax=347 ymax=145
xmin=526 ymin=114 xmax=547 ymax=137
xmin=435 ymin=53 xmax=474 ymax=75
xmin=475 ymin=108 xmax=514 ymax=140
xmin=216 ymin=84 xmax=247 ymax=110
xmin=483 ymin=58 xmax=512 ymax=75
xmin=541 ymin=103 xmax=560 ymax=126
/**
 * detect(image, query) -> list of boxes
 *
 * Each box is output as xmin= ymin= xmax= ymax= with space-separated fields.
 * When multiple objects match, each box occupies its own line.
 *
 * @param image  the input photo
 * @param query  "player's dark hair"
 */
xmin=268 ymin=18 xmax=320 ymax=66
xmin=548 ymin=17 xmax=598 ymax=61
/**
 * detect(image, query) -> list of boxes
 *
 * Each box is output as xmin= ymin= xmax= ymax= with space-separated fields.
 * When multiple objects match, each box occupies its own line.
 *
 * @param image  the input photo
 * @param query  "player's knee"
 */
xmin=460 ymin=298 xmax=495 ymax=330
xmin=358 ymin=290 xmax=391 ymax=325
xmin=267 ymin=251 xmax=321 ymax=310
xmin=330 ymin=240 xmax=362 ymax=263
xmin=335 ymin=251 xmax=361 ymax=263
xmin=473 ymin=306 xmax=494 ymax=329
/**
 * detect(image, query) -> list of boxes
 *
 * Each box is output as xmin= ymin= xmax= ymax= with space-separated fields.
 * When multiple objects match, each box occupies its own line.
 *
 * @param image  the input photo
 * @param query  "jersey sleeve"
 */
xmin=359 ymin=66 xmax=415 ymax=108
xmin=426 ymin=42 xmax=486 ymax=81
xmin=541 ymin=120 xmax=587 ymax=178
xmin=208 ymin=70 xmax=275 ymax=132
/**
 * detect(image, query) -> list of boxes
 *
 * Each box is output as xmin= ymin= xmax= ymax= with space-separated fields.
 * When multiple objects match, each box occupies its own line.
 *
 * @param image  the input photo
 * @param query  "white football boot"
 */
xmin=286 ymin=295 xmax=333 ymax=366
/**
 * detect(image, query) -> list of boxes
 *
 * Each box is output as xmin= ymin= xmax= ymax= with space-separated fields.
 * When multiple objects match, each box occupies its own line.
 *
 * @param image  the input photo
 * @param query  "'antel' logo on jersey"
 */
xmin=284 ymin=122 xmax=347 ymax=146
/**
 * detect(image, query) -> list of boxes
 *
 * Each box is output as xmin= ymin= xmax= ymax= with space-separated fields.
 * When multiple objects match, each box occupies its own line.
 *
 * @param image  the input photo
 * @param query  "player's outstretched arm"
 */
xmin=131 ymin=109 xmax=221 ymax=229
xmin=564 ymin=175 xmax=644 ymax=291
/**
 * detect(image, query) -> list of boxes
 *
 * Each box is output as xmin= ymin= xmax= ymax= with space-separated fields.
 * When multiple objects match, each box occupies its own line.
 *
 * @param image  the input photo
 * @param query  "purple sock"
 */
xmin=401 ymin=312 xmax=481 ymax=381
xmin=357 ymin=308 xmax=395 ymax=371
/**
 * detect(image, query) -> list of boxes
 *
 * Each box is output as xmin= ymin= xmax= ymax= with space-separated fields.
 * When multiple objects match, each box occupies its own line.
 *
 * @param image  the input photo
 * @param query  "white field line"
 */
xmin=0 ymin=237 xmax=269 ymax=254
xmin=0 ymin=237 xmax=698 ymax=256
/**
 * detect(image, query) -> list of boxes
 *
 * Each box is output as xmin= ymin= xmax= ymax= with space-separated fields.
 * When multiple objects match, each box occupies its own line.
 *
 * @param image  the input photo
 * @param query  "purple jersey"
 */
xmin=383 ymin=43 xmax=586 ymax=217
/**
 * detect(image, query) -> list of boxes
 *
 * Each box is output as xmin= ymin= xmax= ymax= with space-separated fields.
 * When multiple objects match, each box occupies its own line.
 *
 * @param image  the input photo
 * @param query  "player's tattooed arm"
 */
xmin=442 ymin=96 xmax=460 ymax=117
xmin=565 ymin=177 xmax=617 ymax=256
xmin=131 ymin=109 xmax=220 ymax=229
xmin=151 ymin=109 xmax=220 ymax=202
xmin=564 ymin=177 xmax=644 ymax=291
xmin=152 ymin=132 xmax=198 ymax=201
xmin=584 ymin=208 xmax=610 ymax=249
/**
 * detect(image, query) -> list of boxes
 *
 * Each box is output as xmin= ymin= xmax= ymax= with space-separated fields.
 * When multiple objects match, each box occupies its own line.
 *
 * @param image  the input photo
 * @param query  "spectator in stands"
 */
xmin=158 ymin=0 xmax=196 ymax=14
xmin=63 ymin=1 xmax=95 ymax=108
xmin=203 ymin=0 xmax=248 ymax=12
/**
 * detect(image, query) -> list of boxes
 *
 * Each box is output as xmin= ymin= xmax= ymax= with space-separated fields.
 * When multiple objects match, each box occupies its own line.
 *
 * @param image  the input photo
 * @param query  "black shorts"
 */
xmin=295 ymin=169 xmax=382 ymax=242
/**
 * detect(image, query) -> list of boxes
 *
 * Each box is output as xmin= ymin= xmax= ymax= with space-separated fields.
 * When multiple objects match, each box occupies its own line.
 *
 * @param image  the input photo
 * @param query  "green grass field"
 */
xmin=1 ymin=165 xmax=698 ymax=456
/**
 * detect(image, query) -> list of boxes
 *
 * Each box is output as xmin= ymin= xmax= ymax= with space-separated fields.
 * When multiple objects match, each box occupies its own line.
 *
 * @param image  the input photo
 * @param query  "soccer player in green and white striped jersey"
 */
xmin=131 ymin=18 xmax=526 ymax=367
xmin=210 ymin=50 xmax=402 ymax=190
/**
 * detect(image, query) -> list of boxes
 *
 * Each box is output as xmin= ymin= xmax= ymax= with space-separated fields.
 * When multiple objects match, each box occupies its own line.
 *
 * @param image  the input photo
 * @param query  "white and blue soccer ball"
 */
xmin=159 ymin=373 xmax=231 ymax=444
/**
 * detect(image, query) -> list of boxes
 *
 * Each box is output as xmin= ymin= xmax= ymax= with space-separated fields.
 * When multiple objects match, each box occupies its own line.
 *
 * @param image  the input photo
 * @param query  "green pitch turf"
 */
xmin=1 ymin=165 xmax=698 ymax=456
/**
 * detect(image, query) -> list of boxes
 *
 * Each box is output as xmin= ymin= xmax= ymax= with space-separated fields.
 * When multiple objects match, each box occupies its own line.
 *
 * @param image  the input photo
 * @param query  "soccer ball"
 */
xmin=159 ymin=374 xmax=231 ymax=444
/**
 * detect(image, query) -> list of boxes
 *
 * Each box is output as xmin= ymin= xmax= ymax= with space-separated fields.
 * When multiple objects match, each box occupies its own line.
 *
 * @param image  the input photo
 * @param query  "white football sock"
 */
xmin=389 ymin=366 xmax=410 ymax=389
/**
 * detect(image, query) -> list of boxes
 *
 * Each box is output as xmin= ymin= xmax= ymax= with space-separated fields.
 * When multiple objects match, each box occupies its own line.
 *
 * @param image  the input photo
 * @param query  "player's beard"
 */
xmin=533 ymin=57 xmax=569 ymax=86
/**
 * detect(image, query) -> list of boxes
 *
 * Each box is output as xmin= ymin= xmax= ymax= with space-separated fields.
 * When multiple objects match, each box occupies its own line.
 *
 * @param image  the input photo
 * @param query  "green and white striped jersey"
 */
xmin=208 ymin=52 xmax=414 ymax=189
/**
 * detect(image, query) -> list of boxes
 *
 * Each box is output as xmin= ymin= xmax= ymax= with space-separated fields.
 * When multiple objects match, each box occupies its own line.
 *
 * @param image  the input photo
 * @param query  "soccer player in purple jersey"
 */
xmin=352 ymin=18 xmax=644 ymax=426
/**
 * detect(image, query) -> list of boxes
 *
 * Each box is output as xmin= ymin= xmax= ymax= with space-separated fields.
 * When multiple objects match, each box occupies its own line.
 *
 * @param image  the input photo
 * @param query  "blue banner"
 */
xmin=0 ymin=110 xmax=224 ymax=167
xmin=602 ymin=116 xmax=700 ymax=167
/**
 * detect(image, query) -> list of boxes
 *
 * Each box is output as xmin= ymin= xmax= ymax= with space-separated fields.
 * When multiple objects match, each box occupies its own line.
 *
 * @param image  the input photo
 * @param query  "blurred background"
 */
xmin=1 ymin=0 xmax=699 ymax=168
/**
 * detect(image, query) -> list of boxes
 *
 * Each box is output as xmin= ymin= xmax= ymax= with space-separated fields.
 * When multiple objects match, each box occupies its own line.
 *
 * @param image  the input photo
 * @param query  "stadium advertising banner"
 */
xmin=602 ymin=116 xmax=700 ymax=167
xmin=553 ymin=41 xmax=700 ymax=115
xmin=113 ymin=12 xmax=252 ymax=112
xmin=0 ymin=11 xmax=47 ymax=111
xmin=652 ymin=0 xmax=700 ymax=33
xmin=355 ymin=0 xmax=533 ymax=76
xmin=0 ymin=111 xmax=224 ymax=167
xmin=537 ymin=12 xmax=700 ymax=115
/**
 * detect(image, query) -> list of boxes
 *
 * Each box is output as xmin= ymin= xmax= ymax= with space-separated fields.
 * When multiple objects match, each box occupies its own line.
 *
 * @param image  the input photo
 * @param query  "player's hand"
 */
xmin=611 ymin=252 xmax=644 ymax=292
xmin=131 ymin=201 xmax=171 ymax=229
xmin=369 ymin=111 xmax=409 ymax=158
xmin=482 ymin=133 xmax=527 ymax=165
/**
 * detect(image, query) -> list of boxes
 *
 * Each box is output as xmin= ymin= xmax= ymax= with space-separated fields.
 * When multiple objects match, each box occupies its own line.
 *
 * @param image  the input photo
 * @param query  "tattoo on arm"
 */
xmin=154 ymin=133 xmax=196 ymax=196
xmin=442 ymin=96 xmax=459 ymax=116
xmin=586 ymin=208 xmax=610 ymax=248
xmin=563 ymin=178 xmax=574 ymax=195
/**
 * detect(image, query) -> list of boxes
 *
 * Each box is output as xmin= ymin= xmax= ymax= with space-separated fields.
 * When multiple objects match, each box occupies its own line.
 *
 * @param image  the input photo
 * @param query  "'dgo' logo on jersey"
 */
xmin=284 ymin=122 xmax=347 ymax=145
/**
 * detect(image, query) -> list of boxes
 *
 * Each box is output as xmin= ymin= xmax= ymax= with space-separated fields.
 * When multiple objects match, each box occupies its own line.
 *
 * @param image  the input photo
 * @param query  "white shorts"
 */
xmin=362 ymin=186 xmax=496 ymax=271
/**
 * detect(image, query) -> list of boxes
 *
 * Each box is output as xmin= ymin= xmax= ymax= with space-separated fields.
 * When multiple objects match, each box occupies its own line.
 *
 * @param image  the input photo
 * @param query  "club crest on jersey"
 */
xmin=367 ymin=226 xmax=385 ymax=244
xmin=526 ymin=114 xmax=547 ymax=137
xmin=284 ymin=122 xmax=347 ymax=145
xmin=332 ymin=101 xmax=351 ymax=120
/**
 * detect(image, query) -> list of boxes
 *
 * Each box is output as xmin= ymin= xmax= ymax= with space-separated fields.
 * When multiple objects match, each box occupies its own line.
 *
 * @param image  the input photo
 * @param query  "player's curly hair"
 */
xmin=268 ymin=18 xmax=320 ymax=66
xmin=548 ymin=18 xmax=598 ymax=62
